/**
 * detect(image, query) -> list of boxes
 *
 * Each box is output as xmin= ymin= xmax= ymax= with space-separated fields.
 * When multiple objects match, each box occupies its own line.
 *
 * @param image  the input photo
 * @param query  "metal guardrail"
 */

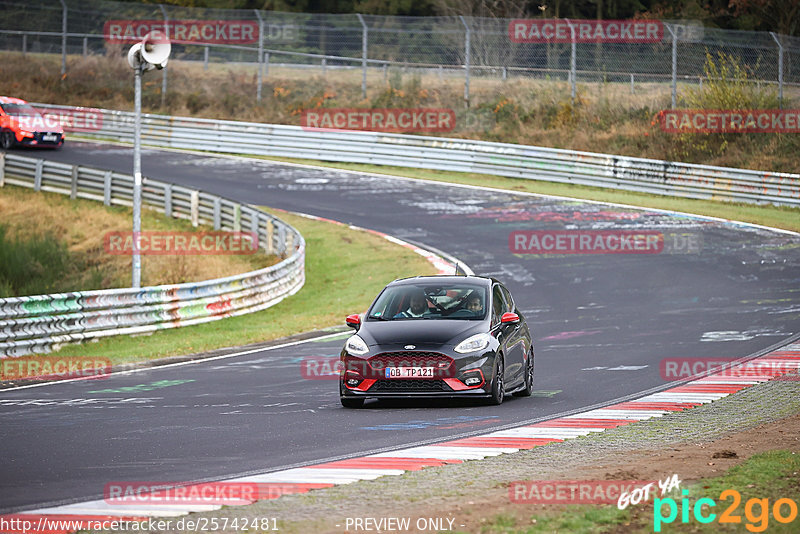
xmin=38 ymin=103 xmax=800 ymax=207
xmin=0 ymin=152 xmax=305 ymax=357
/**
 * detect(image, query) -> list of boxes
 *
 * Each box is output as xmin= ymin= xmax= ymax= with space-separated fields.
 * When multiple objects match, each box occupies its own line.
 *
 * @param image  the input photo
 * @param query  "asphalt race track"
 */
xmin=1 ymin=142 xmax=798 ymax=512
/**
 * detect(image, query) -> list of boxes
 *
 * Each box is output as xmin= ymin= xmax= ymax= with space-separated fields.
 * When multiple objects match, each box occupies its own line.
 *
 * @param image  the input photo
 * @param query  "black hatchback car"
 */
xmin=339 ymin=275 xmax=534 ymax=408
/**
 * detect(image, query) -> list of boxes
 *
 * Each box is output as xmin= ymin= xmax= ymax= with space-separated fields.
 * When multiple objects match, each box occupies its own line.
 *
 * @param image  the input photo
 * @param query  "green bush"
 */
xmin=0 ymin=224 xmax=70 ymax=297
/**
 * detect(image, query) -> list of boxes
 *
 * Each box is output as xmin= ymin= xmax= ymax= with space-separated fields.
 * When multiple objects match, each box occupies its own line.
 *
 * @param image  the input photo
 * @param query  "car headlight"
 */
xmin=20 ymin=130 xmax=33 ymax=137
xmin=345 ymin=334 xmax=369 ymax=356
xmin=454 ymin=333 xmax=491 ymax=354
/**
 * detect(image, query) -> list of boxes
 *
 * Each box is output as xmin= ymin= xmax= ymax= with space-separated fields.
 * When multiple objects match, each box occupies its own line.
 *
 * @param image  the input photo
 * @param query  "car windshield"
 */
xmin=0 ymin=103 xmax=39 ymax=117
xmin=367 ymin=283 xmax=488 ymax=321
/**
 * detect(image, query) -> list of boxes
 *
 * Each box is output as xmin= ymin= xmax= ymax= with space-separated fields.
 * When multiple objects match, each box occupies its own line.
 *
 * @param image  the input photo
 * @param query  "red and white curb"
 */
xmin=3 ymin=343 xmax=798 ymax=533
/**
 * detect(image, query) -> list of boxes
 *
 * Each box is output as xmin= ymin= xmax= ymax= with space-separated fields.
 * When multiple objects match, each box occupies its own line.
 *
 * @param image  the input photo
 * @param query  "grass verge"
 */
xmin=475 ymin=449 xmax=800 ymax=533
xmin=44 ymin=209 xmax=438 ymax=365
xmin=0 ymin=184 xmax=271 ymax=295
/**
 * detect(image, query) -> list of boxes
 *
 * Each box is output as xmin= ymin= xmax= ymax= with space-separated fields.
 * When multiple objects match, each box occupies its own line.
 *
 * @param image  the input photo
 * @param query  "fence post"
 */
xmin=264 ymin=52 xmax=270 ymax=77
xmin=34 ymin=160 xmax=43 ymax=191
xmin=158 ymin=4 xmax=169 ymax=108
xmin=771 ymin=32 xmax=784 ymax=109
xmin=59 ymin=0 xmax=67 ymax=76
xmin=190 ymin=190 xmax=199 ymax=227
xmin=255 ymin=10 xmax=264 ymax=103
xmin=70 ymin=166 xmax=78 ymax=199
xmin=630 ymin=73 xmax=634 ymax=94
xmin=22 ymin=34 xmax=27 ymax=55
xmin=82 ymin=36 xmax=87 ymax=57
xmin=566 ymin=19 xmax=576 ymax=104
xmin=164 ymin=183 xmax=172 ymax=217
xmin=667 ymin=24 xmax=677 ymax=108
xmin=0 ymin=153 xmax=5 ymax=188
xmin=356 ymin=14 xmax=368 ymax=99
xmin=203 ymin=46 xmax=209 ymax=70
xmin=459 ymin=15 xmax=470 ymax=108
xmin=213 ymin=197 xmax=221 ymax=230
xmin=233 ymin=204 xmax=241 ymax=232
xmin=103 ymin=170 xmax=112 ymax=206
xmin=266 ymin=219 xmax=274 ymax=254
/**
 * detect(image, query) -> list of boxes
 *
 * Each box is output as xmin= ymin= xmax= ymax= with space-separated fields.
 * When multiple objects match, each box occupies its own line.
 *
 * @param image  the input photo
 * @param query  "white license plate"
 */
xmin=385 ymin=367 xmax=435 ymax=378
xmin=42 ymin=134 xmax=58 ymax=142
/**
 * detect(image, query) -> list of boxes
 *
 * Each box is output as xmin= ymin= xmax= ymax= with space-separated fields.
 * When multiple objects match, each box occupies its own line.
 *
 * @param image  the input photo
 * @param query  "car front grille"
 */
xmin=370 ymin=379 xmax=452 ymax=392
xmin=369 ymin=352 xmax=453 ymax=369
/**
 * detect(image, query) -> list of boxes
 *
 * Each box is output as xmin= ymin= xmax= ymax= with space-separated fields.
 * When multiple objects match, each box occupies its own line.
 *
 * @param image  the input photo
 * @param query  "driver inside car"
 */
xmin=465 ymin=295 xmax=483 ymax=314
xmin=394 ymin=291 xmax=429 ymax=318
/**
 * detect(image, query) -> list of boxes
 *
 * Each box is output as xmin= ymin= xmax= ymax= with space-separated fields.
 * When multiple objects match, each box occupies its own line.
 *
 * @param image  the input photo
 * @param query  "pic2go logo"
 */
xmin=654 ymin=489 xmax=798 ymax=532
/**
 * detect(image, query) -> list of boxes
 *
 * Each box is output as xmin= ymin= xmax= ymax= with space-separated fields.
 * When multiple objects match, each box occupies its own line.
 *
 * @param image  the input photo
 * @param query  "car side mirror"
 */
xmin=500 ymin=312 xmax=520 ymax=324
xmin=346 ymin=314 xmax=361 ymax=330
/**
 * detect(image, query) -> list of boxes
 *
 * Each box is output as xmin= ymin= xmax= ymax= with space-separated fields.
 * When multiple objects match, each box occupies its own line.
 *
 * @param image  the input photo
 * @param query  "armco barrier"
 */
xmin=0 ymin=152 xmax=305 ymax=357
xmin=35 ymin=103 xmax=800 ymax=207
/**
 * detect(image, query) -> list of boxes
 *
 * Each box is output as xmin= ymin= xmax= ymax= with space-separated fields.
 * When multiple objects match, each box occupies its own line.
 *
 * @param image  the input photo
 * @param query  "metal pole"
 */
xmin=459 ymin=15 xmax=470 ymax=108
xmin=771 ymin=32 xmax=784 ymax=109
xmin=22 ymin=34 xmax=26 ymax=55
xmin=356 ymin=14 xmax=368 ymax=99
xmin=667 ymin=24 xmax=677 ymax=109
xmin=159 ymin=4 xmax=169 ymax=109
xmin=264 ymin=52 xmax=269 ymax=77
xmin=203 ymin=46 xmax=208 ymax=70
xmin=255 ymin=10 xmax=264 ymax=103
xmin=133 ymin=65 xmax=143 ymax=288
xmin=566 ymin=19 xmax=576 ymax=104
xmin=630 ymin=73 xmax=634 ymax=94
xmin=59 ymin=0 xmax=67 ymax=76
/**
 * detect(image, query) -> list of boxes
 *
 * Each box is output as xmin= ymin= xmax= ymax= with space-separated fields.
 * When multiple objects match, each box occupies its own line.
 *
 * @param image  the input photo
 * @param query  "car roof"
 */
xmin=0 ymin=96 xmax=28 ymax=105
xmin=388 ymin=275 xmax=493 ymax=287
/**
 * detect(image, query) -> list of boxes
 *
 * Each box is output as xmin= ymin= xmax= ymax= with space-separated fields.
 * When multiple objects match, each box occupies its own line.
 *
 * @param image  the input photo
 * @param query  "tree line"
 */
xmin=120 ymin=0 xmax=798 ymax=36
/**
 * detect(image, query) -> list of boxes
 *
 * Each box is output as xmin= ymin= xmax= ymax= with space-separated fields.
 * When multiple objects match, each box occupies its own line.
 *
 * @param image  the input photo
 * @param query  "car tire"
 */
xmin=341 ymin=396 xmax=364 ymax=408
xmin=487 ymin=355 xmax=505 ymax=405
xmin=514 ymin=351 xmax=534 ymax=397
xmin=0 ymin=131 xmax=14 ymax=150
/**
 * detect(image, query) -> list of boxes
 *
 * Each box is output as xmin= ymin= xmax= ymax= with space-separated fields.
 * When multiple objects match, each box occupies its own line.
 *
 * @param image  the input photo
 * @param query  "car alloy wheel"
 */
xmin=488 ymin=355 xmax=504 ymax=405
xmin=515 ymin=352 xmax=534 ymax=397
xmin=0 ymin=131 xmax=14 ymax=150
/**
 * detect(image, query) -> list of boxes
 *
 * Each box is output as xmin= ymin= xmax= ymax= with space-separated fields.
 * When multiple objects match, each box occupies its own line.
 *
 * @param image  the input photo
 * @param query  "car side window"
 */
xmin=491 ymin=285 xmax=506 ymax=325
xmin=500 ymin=285 xmax=514 ymax=312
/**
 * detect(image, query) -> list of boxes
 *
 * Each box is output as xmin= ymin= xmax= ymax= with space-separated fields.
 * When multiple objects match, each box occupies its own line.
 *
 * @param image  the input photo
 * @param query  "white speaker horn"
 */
xmin=141 ymin=31 xmax=171 ymax=69
xmin=127 ymin=42 xmax=143 ymax=69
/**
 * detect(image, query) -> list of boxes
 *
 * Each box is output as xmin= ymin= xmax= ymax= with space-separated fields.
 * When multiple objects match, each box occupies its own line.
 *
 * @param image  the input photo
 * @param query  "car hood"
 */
xmin=359 ymin=320 xmax=486 ymax=349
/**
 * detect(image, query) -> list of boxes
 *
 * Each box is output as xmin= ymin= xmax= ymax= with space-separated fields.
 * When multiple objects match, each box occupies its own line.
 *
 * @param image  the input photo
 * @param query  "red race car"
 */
xmin=0 ymin=96 xmax=64 ymax=149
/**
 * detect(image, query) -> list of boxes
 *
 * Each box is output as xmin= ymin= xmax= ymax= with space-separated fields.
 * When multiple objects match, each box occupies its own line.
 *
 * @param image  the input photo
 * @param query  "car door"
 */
xmin=498 ymin=283 xmax=526 ymax=388
xmin=491 ymin=284 xmax=522 ymax=389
